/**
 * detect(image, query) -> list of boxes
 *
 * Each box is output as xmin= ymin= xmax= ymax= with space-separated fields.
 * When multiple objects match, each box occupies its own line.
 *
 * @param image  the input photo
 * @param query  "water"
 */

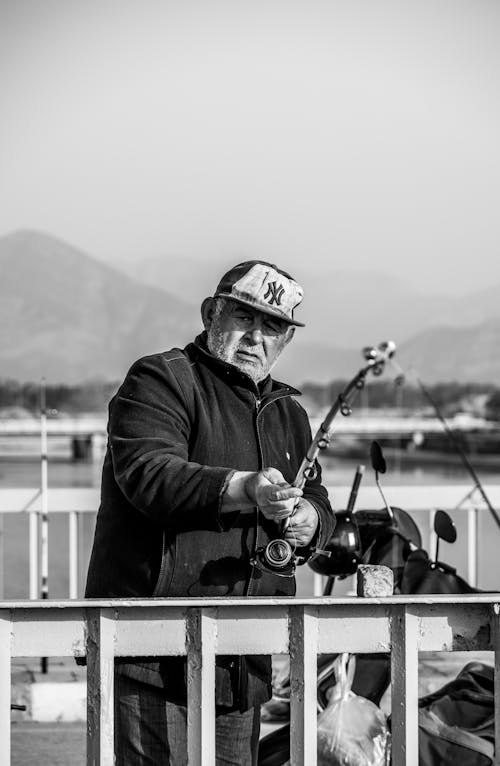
xmin=1 ymin=443 xmax=500 ymax=599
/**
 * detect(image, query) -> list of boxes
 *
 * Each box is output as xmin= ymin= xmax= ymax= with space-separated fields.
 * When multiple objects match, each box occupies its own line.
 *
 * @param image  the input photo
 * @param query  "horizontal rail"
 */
xmin=0 ymin=417 xmax=107 ymax=436
xmin=1 ymin=596 xmax=500 ymax=765
xmin=2 ymin=484 xmax=500 ymax=512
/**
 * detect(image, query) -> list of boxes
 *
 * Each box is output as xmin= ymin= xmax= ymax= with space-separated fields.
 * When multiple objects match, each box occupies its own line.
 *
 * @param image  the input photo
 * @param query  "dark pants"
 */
xmin=114 ymin=673 xmax=261 ymax=765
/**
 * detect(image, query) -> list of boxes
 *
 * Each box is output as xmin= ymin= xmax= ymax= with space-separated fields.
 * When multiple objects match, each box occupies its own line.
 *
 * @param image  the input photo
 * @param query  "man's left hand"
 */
xmin=282 ymin=498 xmax=319 ymax=547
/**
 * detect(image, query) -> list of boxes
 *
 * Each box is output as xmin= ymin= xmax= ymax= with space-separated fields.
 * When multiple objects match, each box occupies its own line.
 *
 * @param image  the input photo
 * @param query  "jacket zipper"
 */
xmin=246 ymin=391 xmax=289 ymax=596
xmin=237 ymin=395 xmax=262 ymax=707
xmin=239 ymin=390 xmax=294 ymax=706
xmin=245 ymin=394 xmax=262 ymax=599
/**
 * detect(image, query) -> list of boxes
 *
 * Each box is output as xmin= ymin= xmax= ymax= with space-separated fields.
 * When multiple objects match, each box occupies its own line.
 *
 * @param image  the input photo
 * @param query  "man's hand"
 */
xmin=222 ymin=468 xmax=319 ymax=547
xmin=282 ymin=498 xmax=319 ymax=547
xmin=247 ymin=467 xmax=303 ymax=522
xmin=222 ymin=467 xmax=302 ymax=521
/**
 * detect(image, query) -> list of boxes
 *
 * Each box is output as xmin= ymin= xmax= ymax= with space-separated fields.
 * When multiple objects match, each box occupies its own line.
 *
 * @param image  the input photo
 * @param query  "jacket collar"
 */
xmin=187 ymin=333 xmax=301 ymax=400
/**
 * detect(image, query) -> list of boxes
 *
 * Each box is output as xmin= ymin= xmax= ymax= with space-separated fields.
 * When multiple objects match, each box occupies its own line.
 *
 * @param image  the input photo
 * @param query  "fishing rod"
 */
xmin=293 ymin=341 xmax=397 ymax=489
xmin=260 ymin=341 xmax=397 ymax=573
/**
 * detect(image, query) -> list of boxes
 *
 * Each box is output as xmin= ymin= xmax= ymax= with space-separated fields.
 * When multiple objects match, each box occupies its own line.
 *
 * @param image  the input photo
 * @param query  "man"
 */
xmin=85 ymin=260 xmax=335 ymax=765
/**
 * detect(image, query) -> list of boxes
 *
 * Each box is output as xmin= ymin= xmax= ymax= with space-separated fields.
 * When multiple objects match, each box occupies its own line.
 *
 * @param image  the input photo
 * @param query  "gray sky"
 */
xmin=1 ymin=0 xmax=499 ymax=295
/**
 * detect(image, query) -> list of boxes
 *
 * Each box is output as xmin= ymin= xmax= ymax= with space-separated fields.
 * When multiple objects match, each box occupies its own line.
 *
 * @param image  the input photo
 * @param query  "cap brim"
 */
xmin=215 ymin=293 xmax=305 ymax=327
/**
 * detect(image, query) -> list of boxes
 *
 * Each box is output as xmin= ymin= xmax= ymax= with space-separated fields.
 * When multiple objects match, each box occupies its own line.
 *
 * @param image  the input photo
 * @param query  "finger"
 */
xmin=284 ymin=531 xmax=310 ymax=546
xmin=268 ymin=487 xmax=302 ymax=503
xmin=284 ymin=521 xmax=312 ymax=537
xmin=285 ymin=508 xmax=309 ymax=526
xmin=261 ymin=467 xmax=286 ymax=484
xmin=261 ymin=507 xmax=294 ymax=522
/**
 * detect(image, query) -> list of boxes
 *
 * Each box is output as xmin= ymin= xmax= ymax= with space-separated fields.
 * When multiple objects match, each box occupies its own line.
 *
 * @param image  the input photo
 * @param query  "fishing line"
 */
xmin=388 ymin=359 xmax=500 ymax=532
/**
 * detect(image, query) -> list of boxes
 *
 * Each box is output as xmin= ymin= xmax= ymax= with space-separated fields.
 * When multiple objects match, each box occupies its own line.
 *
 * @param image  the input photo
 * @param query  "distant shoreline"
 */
xmin=330 ymin=443 xmax=500 ymax=472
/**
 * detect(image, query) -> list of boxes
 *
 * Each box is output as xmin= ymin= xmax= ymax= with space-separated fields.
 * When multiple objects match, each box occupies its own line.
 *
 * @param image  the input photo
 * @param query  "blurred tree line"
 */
xmin=0 ymin=379 xmax=119 ymax=415
xmin=302 ymin=379 xmax=500 ymax=420
xmin=1 ymin=377 xmax=500 ymax=420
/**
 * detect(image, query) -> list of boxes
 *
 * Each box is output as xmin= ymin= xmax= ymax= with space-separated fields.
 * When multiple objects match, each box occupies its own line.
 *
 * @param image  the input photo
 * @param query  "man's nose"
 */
xmin=246 ymin=325 xmax=263 ymax=343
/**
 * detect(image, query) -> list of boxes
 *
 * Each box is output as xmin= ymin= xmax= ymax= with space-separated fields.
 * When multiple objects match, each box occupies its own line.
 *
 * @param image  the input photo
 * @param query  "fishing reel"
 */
xmin=254 ymin=533 xmax=333 ymax=577
xmin=264 ymin=538 xmax=295 ymax=569
xmin=253 ymin=538 xmax=297 ymax=577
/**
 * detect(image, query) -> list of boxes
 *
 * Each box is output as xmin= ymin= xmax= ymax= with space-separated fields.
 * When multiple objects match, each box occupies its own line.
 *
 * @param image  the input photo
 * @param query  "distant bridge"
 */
xmin=0 ymin=413 xmax=498 ymax=459
xmin=0 ymin=416 xmax=107 ymax=438
xmin=0 ymin=413 xmax=497 ymax=438
xmin=309 ymin=413 xmax=499 ymax=437
xmin=0 ymin=417 xmax=108 ymax=460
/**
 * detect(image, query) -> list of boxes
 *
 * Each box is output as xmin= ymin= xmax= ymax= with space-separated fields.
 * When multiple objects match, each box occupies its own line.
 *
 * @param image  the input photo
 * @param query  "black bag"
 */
xmin=417 ymin=661 xmax=494 ymax=765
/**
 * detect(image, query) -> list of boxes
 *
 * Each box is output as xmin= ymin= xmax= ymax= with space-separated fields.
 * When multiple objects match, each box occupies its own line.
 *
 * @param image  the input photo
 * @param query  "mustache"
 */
xmin=237 ymin=344 xmax=263 ymax=357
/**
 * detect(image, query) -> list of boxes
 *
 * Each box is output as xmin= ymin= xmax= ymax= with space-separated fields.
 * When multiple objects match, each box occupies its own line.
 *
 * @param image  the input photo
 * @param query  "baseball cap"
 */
xmin=214 ymin=260 xmax=305 ymax=327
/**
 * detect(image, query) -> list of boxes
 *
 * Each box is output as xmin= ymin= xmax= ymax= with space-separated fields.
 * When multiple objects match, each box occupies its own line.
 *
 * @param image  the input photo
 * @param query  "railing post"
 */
xmin=69 ymin=511 xmax=79 ymax=599
xmin=467 ymin=506 xmax=479 ymax=588
xmin=86 ymin=608 xmax=116 ymax=766
xmin=186 ymin=607 xmax=217 ymax=766
xmin=428 ymin=508 xmax=436 ymax=560
xmin=29 ymin=510 xmax=39 ymax=600
xmin=0 ymin=611 xmax=11 ymax=766
xmin=289 ymin=604 xmax=318 ymax=766
xmin=391 ymin=605 xmax=419 ymax=766
xmin=313 ymin=573 xmax=324 ymax=597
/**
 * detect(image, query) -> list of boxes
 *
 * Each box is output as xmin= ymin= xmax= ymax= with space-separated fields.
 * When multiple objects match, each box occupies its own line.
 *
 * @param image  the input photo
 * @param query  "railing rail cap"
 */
xmin=1 ymin=594 xmax=500 ymax=610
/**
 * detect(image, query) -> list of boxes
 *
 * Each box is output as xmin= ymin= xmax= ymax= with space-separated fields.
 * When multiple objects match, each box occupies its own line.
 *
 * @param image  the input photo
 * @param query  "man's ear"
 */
xmin=201 ymin=297 xmax=217 ymax=331
xmin=284 ymin=326 xmax=295 ymax=345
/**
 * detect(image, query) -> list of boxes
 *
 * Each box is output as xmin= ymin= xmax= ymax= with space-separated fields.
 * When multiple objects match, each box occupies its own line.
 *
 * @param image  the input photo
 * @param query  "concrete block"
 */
xmin=357 ymin=564 xmax=394 ymax=597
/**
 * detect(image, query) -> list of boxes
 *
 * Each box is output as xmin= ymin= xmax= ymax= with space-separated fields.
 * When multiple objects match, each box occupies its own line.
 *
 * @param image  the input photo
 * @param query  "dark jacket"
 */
xmin=85 ymin=334 xmax=335 ymax=709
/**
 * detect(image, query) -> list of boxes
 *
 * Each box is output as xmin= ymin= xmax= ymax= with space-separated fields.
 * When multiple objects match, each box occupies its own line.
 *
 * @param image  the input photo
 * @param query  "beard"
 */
xmin=206 ymin=324 xmax=285 ymax=384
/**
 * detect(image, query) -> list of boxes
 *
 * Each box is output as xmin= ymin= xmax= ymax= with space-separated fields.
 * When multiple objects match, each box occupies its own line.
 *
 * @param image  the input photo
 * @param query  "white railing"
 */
xmin=1 ymin=595 xmax=500 ymax=765
xmin=1 ymin=484 xmax=499 ymax=599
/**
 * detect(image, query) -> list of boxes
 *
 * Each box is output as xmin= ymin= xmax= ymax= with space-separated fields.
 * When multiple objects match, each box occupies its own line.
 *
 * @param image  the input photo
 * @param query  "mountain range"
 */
xmin=0 ymin=230 xmax=199 ymax=384
xmin=117 ymin=253 xmax=500 ymax=349
xmin=1 ymin=229 xmax=500 ymax=387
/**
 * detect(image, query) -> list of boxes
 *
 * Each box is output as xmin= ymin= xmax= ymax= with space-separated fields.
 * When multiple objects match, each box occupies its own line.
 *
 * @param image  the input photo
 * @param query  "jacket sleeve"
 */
xmin=107 ymin=354 xmax=232 ymax=530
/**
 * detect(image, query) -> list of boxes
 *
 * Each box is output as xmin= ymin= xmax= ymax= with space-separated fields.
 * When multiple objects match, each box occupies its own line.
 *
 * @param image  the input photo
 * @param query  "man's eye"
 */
xmin=264 ymin=320 xmax=283 ymax=334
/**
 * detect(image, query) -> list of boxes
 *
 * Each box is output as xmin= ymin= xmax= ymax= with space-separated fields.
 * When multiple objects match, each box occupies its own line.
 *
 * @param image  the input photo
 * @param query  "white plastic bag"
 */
xmin=316 ymin=653 xmax=390 ymax=766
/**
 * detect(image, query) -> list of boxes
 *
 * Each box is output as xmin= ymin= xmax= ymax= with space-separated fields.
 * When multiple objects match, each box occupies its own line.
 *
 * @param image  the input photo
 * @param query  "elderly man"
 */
xmin=85 ymin=260 xmax=335 ymax=765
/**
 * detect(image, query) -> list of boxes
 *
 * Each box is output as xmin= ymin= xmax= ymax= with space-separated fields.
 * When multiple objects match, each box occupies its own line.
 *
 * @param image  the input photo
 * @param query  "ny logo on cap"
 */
xmin=264 ymin=281 xmax=285 ymax=306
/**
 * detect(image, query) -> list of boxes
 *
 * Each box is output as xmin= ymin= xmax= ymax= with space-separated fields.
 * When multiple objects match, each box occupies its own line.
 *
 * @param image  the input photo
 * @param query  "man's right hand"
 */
xmin=222 ymin=467 xmax=303 ymax=521
xmin=246 ymin=467 xmax=303 ymax=521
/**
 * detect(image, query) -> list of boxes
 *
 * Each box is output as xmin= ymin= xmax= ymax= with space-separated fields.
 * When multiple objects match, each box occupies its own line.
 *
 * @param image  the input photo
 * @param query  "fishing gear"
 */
xmin=259 ymin=341 xmax=397 ymax=574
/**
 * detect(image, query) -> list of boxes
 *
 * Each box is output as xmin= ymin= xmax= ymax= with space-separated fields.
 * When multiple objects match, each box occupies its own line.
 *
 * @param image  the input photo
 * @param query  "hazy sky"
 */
xmin=1 ymin=0 xmax=499 ymax=294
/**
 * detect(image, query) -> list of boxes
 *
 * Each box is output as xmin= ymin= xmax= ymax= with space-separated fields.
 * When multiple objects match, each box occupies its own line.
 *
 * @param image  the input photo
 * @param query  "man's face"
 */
xmin=203 ymin=298 xmax=295 ymax=383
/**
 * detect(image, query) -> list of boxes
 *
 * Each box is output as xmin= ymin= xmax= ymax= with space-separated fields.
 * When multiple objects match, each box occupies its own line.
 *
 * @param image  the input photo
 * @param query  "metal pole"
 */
xmin=467 ymin=506 xmax=479 ymax=588
xmin=69 ymin=511 xmax=79 ymax=599
xmin=40 ymin=378 xmax=49 ymax=673
xmin=394 ymin=381 xmax=404 ymax=476
xmin=428 ymin=508 xmax=437 ymax=561
xmin=313 ymin=573 xmax=324 ymax=597
xmin=29 ymin=511 xmax=39 ymax=600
